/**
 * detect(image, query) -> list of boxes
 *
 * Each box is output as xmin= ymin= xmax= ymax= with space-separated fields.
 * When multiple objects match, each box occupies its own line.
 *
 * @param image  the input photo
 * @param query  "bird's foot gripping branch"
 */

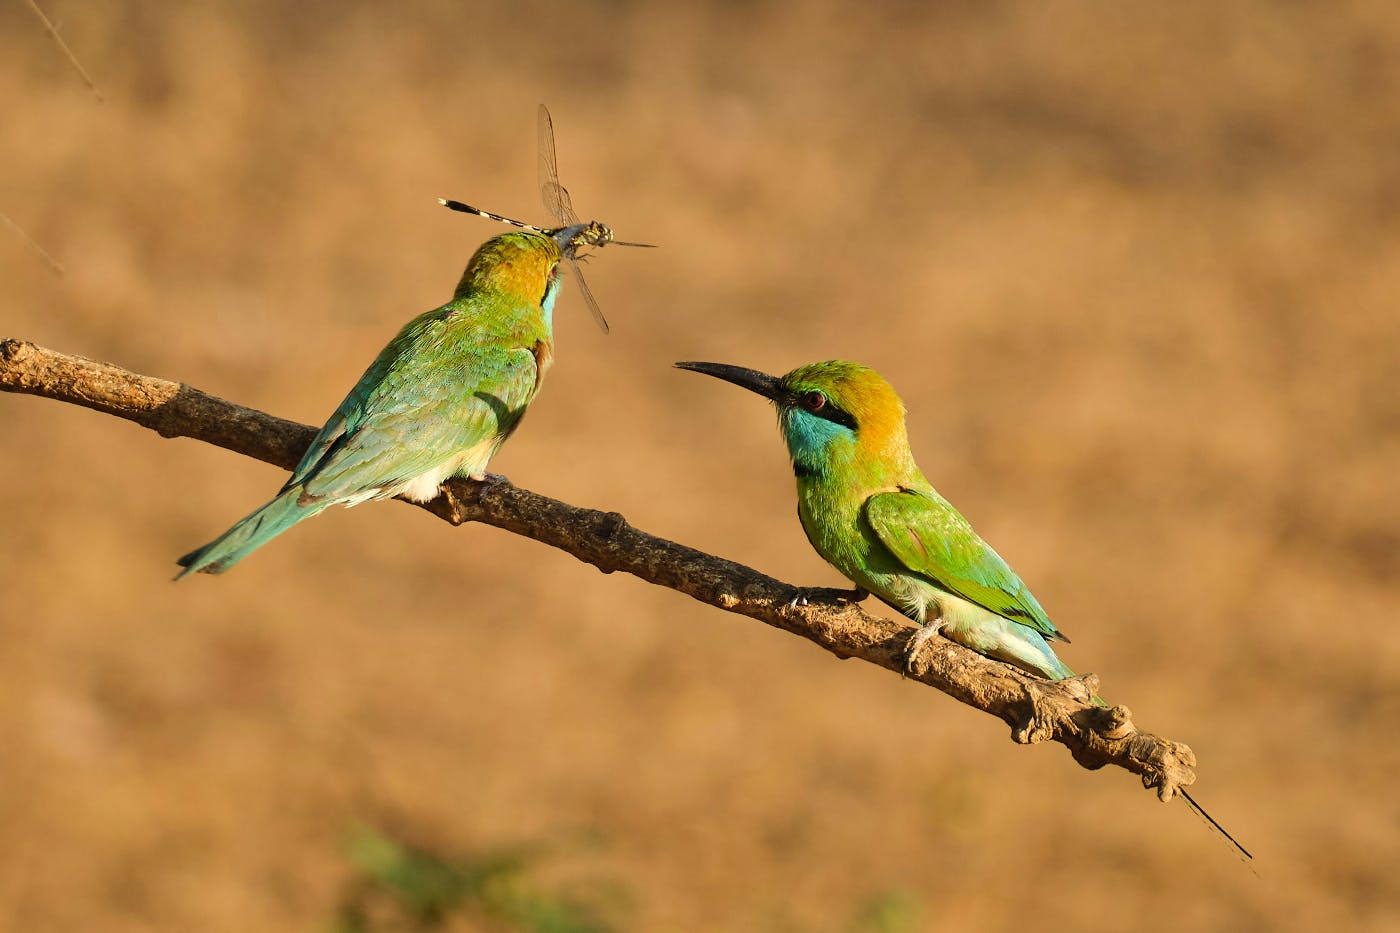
xmin=0 ymin=337 xmax=1202 ymax=803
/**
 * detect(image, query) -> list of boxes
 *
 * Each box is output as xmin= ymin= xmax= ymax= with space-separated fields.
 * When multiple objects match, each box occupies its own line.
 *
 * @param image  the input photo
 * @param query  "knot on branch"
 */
xmin=1136 ymin=735 xmax=1198 ymax=801
xmin=1093 ymin=703 xmax=1136 ymax=740
xmin=1 ymin=338 xmax=31 ymax=363
xmin=1014 ymin=672 xmax=1142 ymax=758
xmin=1067 ymin=703 xmax=1137 ymax=771
xmin=1010 ymin=685 xmax=1059 ymax=745
xmin=421 ymin=479 xmax=488 ymax=525
xmin=594 ymin=511 xmax=628 ymax=540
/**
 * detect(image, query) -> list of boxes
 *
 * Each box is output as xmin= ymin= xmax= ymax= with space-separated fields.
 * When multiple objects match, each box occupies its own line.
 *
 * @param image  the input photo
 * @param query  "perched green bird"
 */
xmin=676 ymin=358 xmax=1253 ymax=861
xmin=178 ymin=229 xmax=571 ymax=577
xmin=676 ymin=358 xmax=1073 ymax=680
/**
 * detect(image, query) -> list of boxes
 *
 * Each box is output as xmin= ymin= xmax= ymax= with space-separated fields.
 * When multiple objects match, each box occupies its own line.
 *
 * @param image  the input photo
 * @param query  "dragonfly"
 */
xmin=440 ymin=105 xmax=653 ymax=333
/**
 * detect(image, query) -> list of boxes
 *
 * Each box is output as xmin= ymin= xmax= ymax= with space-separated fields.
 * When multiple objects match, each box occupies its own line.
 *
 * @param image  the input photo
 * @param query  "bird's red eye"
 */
xmin=801 ymin=391 xmax=826 ymax=412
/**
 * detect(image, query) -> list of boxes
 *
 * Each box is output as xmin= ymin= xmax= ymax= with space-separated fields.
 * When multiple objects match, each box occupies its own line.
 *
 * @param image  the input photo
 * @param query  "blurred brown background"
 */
xmin=3 ymin=1 xmax=1398 ymax=930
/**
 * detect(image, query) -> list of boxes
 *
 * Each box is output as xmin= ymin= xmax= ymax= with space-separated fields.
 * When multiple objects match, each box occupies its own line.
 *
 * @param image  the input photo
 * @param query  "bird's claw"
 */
xmin=786 ymin=592 xmax=810 ymax=611
xmin=469 ymin=471 xmax=509 ymax=485
xmin=901 ymin=622 xmax=943 ymax=679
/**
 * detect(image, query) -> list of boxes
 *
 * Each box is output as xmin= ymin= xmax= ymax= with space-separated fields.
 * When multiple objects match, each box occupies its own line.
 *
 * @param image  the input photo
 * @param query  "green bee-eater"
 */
xmin=676 ymin=358 xmax=1074 ymax=681
xmin=178 ymin=228 xmax=574 ymax=577
xmin=676 ymin=358 xmax=1252 ymax=861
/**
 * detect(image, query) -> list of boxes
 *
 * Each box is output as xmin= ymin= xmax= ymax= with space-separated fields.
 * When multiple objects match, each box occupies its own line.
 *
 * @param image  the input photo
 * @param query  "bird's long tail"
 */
xmin=176 ymin=486 xmax=326 ymax=578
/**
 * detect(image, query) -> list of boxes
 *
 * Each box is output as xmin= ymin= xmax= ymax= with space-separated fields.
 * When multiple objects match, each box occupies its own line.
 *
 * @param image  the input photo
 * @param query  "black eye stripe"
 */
xmin=789 ymin=390 xmax=857 ymax=430
xmin=818 ymin=406 xmax=858 ymax=431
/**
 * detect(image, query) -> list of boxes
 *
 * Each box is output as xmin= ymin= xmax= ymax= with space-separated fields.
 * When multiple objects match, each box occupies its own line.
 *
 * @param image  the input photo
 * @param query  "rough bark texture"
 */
xmin=1 ymin=336 xmax=1201 ymax=801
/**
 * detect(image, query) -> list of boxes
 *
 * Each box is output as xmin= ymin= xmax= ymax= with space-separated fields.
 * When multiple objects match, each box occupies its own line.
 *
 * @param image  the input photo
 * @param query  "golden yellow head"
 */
xmin=452 ymin=230 xmax=562 ymax=301
xmin=777 ymin=361 xmax=909 ymax=459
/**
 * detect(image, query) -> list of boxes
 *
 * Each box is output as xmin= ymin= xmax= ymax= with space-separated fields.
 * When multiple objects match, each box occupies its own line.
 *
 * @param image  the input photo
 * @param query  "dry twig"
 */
xmin=0 ymin=336 xmax=1203 ymax=802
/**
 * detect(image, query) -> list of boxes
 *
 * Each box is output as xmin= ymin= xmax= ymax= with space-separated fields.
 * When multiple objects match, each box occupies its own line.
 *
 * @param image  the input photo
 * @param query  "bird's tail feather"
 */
xmin=176 ymin=486 xmax=324 ymax=578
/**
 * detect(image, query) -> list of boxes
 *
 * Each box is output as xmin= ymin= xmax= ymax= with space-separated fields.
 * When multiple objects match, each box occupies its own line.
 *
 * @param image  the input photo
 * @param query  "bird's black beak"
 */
xmin=674 ymin=361 xmax=784 ymax=402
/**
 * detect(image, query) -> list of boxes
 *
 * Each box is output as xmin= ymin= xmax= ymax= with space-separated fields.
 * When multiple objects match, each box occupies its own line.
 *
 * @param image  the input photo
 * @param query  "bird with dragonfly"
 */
xmin=178 ymin=106 xmax=650 ymax=576
xmin=176 ymin=104 xmax=1251 ymax=868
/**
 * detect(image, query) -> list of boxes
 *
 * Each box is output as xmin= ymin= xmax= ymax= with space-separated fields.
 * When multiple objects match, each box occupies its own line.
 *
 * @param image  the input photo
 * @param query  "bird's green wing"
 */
xmin=865 ymin=489 xmax=1065 ymax=641
xmin=286 ymin=305 xmax=542 ymax=501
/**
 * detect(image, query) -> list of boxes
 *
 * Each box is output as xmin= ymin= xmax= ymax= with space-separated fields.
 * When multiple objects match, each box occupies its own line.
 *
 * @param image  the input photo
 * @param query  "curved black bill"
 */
xmin=674 ymin=361 xmax=783 ymax=401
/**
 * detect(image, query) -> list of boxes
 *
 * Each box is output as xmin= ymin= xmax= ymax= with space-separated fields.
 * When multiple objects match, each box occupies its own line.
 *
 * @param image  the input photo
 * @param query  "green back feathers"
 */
xmin=287 ymin=232 xmax=561 ymax=505
xmin=865 ymin=490 xmax=1065 ymax=642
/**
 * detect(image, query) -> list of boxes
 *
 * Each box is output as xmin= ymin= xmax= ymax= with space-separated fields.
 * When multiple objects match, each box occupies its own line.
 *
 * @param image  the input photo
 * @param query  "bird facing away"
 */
xmin=177 ymin=229 xmax=570 ymax=577
xmin=675 ymin=358 xmax=1254 ymax=863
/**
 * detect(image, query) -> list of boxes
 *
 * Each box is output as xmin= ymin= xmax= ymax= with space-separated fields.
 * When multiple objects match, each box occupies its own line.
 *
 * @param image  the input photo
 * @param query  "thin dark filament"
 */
xmin=23 ymin=0 xmax=102 ymax=101
xmin=1 ymin=212 xmax=64 ymax=274
xmin=1180 ymin=788 xmax=1256 ymax=871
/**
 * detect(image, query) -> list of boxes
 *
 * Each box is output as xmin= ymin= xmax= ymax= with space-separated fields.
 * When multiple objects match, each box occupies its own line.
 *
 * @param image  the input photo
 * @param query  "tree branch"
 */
xmin=1 ymin=336 xmax=1200 ymax=801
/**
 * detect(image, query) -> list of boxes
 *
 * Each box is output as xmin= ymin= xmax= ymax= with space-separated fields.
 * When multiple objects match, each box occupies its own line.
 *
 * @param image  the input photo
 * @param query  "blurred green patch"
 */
xmin=334 ymin=824 xmax=623 ymax=933
xmin=848 ymin=890 xmax=922 ymax=933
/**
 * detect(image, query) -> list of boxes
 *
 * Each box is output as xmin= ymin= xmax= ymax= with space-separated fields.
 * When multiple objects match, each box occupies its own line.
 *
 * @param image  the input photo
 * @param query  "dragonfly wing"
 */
xmin=565 ymin=256 xmax=609 ymax=334
xmin=541 ymin=180 xmax=580 ymax=227
xmin=537 ymin=104 xmax=580 ymax=226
